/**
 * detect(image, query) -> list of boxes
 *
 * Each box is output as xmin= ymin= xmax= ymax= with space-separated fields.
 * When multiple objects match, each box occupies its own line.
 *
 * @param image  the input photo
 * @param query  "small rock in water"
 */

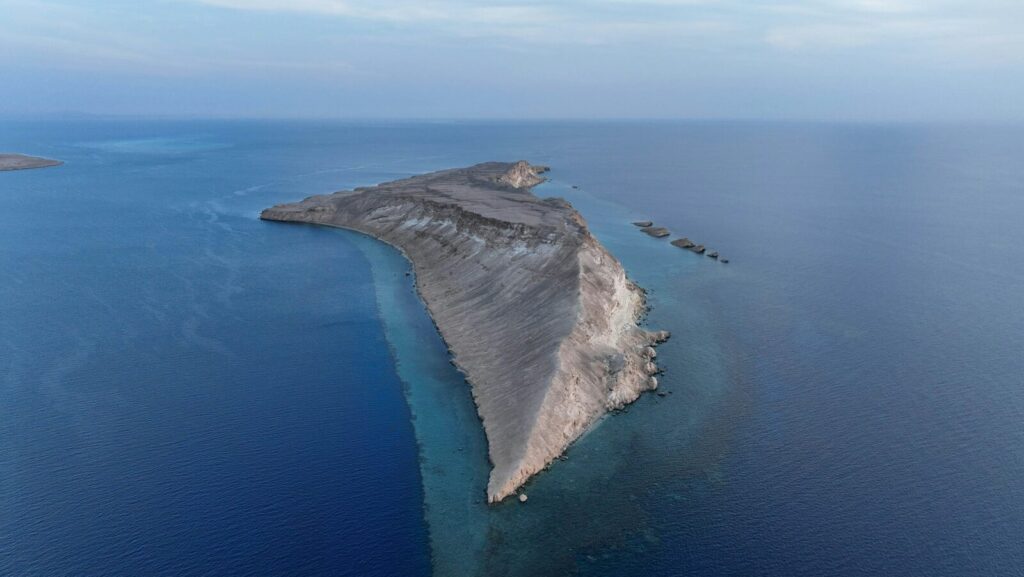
xmin=519 ymin=493 xmax=528 ymax=503
xmin=641 ymin=226 xmax=670 ymax=238
xmin=671 ymin=237 xmax=695 ymax=249
xmin=652 ymin=330 xmax=671 ymax=343
xmin=632 ymin=220 xmax=653 ymax=227
xmin=721 ymin=258 xmax=730 ymax=264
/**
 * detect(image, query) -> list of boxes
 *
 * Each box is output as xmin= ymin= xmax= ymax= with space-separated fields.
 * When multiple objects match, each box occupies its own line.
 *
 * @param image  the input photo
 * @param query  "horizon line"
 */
xmin=2 ymin=112 xmax=1022 ymax=126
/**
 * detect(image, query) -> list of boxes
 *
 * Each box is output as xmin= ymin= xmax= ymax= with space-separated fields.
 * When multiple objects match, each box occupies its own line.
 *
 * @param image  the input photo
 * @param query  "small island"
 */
xmin=262 ymin=161 xmax=669 ymax=503
xmin=0 ymin=153 xmax=62 ymax=172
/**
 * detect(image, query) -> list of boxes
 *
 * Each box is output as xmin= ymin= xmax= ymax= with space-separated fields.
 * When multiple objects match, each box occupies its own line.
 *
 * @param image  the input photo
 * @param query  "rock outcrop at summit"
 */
xmin=261 ymin=161 xmax=667 ymax=502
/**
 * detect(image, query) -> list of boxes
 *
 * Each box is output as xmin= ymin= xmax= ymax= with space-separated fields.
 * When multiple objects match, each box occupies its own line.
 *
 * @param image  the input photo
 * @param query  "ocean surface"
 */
xmin=1 ymin=120 xmax=1022 ymax=576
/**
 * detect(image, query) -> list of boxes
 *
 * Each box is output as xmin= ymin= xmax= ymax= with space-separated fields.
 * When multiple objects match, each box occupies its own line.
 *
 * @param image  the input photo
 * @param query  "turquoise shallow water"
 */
xmin=2 ymin=120 xmax=1023 ymax=576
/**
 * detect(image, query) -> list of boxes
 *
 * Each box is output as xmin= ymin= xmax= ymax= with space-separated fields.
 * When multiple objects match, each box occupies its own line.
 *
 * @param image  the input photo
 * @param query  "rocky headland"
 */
xmin=0 ymin=153 xmax=62 ymax=171
xmin=261 ymin=161 xmax=668 ymax=503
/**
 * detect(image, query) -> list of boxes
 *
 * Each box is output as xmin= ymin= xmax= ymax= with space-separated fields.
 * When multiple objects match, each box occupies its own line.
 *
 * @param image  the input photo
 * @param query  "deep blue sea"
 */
xmin=1 ymin=120 xmax=1022 ymax=576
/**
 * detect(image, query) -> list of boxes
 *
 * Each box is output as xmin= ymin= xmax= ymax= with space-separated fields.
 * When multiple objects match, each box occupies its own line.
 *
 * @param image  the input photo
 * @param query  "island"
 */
xmin=0 ymin=153 xmax=62 ymax=171
xmin=261 ymin=161 xmax=669 ymax=503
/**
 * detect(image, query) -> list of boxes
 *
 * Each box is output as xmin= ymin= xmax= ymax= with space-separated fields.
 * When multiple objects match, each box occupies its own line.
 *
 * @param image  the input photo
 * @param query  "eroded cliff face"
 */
xmin=261 ymin=161 xmax=666 ymax=502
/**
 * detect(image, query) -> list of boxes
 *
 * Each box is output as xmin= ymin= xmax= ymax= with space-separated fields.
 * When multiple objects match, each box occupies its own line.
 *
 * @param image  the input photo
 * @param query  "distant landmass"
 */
xmin=262 ymin=161 xmax=669 ymax=502
xmin=0 ymin=153 xmax=62 ymax=171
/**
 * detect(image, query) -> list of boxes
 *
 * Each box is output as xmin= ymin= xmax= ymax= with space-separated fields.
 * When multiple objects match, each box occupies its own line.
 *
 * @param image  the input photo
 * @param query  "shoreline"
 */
xmin=347 ymin=229 xmax=490 ymax=576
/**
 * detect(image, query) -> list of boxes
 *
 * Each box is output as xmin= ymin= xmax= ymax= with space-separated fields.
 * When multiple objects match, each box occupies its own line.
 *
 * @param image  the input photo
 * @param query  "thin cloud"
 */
xmin=3 ymin=0 xmax=1022 ymax=118
xmin=190 ymin=0 xmax=561 ymax=26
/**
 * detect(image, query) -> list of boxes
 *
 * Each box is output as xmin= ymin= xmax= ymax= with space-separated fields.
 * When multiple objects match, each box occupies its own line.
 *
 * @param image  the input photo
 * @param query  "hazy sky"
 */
xmin=2 ymin=0 xmax=1023 ymax=120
